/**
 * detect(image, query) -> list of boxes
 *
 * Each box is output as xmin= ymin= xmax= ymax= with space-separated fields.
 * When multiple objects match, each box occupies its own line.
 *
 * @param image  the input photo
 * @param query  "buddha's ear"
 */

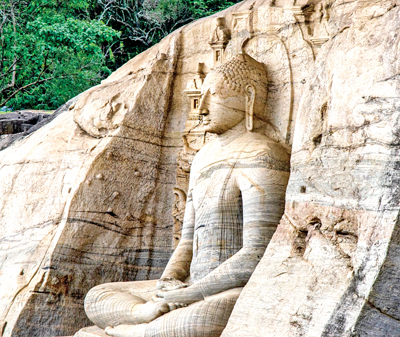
xmin=245 ymin=84 xmax=256 ymax=132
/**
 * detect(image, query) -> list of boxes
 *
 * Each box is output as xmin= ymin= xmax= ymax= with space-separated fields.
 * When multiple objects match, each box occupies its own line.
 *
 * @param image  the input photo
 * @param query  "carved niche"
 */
xmin=310 ymin=0 xmax=330 ymax=46
xmin=209 ymin=17 xmax=231 ymax=67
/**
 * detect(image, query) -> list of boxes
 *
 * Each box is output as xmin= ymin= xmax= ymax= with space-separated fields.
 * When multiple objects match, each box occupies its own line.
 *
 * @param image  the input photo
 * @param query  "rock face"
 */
xmin=222 ymin=1 xmax=400 ymax=336
xmin=0 ymin=34 xmax=182 ymax=335
xmin=0 ymin=0 xmax=399 ymax=336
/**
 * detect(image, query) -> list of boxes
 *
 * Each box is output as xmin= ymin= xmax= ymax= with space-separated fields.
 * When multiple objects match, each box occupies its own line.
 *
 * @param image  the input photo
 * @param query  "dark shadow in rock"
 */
xmin=0 ymin=95 xmax=81 ymax=151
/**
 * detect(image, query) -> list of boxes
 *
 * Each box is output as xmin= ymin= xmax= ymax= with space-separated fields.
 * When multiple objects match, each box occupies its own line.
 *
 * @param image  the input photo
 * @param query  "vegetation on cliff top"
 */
xmin=0 ymin=0 xmax=241 ymax=110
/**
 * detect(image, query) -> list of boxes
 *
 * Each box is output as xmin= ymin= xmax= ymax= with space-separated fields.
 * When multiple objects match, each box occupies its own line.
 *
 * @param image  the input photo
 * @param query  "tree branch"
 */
xmin=9 ymin=0 xmax=17 ymax=89
xmin=0 ymin=53 xmax=49 ymax=106
xmin=0 ymin=56 xmax=20 ymax=81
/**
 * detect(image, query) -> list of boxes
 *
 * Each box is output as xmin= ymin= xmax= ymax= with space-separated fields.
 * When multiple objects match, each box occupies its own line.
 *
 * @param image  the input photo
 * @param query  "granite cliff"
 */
xmin=1 ymin=0 xmax=400 ymax=336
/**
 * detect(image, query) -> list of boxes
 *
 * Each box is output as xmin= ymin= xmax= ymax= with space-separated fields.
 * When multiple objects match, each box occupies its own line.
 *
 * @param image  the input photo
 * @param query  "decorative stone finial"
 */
xmin=209 ymin=17 xmax=231 ymax=66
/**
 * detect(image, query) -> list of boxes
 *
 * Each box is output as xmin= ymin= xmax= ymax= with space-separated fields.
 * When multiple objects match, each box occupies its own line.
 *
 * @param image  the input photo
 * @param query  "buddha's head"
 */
xmin=199 ymin=53 xmax=268 ymax=134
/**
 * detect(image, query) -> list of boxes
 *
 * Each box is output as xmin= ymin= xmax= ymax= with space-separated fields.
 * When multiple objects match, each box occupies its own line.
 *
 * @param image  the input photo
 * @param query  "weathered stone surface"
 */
xmin=222 ymin=1 xmax=400 ymax=336
xmin=0 ymin=35 xmax=181 ymax=336
xmin=1 ymin=0 xmax=400 ymax=336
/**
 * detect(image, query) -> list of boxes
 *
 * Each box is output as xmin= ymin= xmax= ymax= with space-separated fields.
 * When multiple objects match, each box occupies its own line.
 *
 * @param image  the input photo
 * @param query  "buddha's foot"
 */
xmin=105 ymin=324 xmax=147 ymax=337
xmin=132 ymin=301 xmax=170 ymax=324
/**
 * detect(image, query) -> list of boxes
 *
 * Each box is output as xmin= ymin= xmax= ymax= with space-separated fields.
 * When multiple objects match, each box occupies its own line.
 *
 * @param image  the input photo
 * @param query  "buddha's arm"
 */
xmin=159 ymin=192 xmax=195 ymax=282
xmin=160 ymin=166 xmax=288 ymax=303
xmin=159 ymin=244 xmax=265 ymax=304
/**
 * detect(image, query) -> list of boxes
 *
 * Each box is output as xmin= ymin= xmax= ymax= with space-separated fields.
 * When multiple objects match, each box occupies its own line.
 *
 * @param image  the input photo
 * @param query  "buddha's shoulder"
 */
xmin=193 ymin=140 xmax=215 ymax=160
xmin=191 ymin=132 xmax=290 ymax=171
xmin=190 ymin=141 xmax=215 ymax=169
xmin=238 ymin=132 xmax=290 ymax=162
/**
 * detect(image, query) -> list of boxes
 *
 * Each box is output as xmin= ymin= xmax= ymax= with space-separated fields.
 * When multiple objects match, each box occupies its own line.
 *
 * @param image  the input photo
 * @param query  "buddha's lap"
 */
xmin=85 ymin=281 xmax=241 ymax=331
xmin=143 ymin=288 xmax=242 ymax=337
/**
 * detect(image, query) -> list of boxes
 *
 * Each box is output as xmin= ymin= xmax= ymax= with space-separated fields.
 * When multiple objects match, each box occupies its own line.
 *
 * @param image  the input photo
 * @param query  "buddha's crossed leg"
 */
xmin=105 ymin=287 xmax=242 ymax=337
xmin=84 ymin=280 xmax=170 ymax=330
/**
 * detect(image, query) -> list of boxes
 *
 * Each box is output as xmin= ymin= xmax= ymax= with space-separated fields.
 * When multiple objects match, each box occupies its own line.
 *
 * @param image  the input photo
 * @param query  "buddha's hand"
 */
xmin=156 ymin=277 xmax=188 ymax=291
xmin=155 ymin=286 xmax=204 ymax=305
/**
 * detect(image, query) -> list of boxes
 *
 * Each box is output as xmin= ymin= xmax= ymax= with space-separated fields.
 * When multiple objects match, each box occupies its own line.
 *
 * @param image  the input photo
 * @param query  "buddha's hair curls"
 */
xmin=211 ymin=53 xmax=268 ymax=98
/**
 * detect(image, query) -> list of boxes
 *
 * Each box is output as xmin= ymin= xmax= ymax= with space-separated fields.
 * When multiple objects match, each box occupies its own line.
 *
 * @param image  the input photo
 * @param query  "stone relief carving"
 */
xmin=173 ymin=135 xmax=199 ymax=248
xmin=170 ymin=0 xmax=316 ymax=257
xmin=74 ymin=52 xmax=290 ymax=337
xmin=176 ymin=135 xmax=198 ymax=174
xmin=183 ymin=63 xmax=205 ymax=124
xmin=171 ymin=66 xmax=208 ymax=249
xmin=209 ymin=17 xmax=231 ymax=67
xmin=210 ymin=17 xmax=231 ymax=45
xmin=73 ymin=91 xmax=129 ymax=137
xmin=172 ymin=187 xmax=186 ymax=249
xmin=244 ymin=34 xmax=292 ymax=143
xmin=225 ymin=10 xmax=253 ymax=58
xmin=232 ymin=2 xmax=314 ymax=146
xmin=310 ymin=0 xmax=330 ymax=46
xmin=232 ymin=11 xmax=253 ymax=34
xmin=2 ymin=1 xmax=399 ymax=336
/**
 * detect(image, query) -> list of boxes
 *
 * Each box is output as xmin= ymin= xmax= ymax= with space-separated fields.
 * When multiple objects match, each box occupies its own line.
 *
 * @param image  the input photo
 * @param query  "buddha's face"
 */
xmin=199 ymin=72 xmax=246 ymax=134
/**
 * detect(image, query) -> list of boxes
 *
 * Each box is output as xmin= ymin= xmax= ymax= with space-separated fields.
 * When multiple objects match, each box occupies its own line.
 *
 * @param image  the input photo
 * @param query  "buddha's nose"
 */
xmin=200 ymin=109 xmax=209 ymax=116
xmin=198 ymin=90 xmax=209 ymax=111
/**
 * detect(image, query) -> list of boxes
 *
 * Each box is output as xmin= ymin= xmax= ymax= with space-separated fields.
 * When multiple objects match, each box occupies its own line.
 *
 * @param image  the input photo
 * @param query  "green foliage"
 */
xmin=191 ymin=0 xmax=240 ymax=18
xmin=0 ymin=0 xmax=120 ymax=110
xmin=0 ymin=0 xmax=241 ymax=110
xmin=89 ymin=0 xmax=242 ymax=68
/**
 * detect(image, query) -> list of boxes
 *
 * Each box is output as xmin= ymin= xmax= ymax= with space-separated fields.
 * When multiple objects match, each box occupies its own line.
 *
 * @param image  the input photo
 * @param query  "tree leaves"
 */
xmin=0 ymin=0 xmax=241 ymax=110
xmin=0 ymin=1 xmax=119 ymax=110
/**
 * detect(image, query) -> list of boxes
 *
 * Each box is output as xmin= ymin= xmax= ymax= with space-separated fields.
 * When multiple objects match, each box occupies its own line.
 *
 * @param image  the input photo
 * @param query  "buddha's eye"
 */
xmin=210 ymin=87 xmax=216 ymax=95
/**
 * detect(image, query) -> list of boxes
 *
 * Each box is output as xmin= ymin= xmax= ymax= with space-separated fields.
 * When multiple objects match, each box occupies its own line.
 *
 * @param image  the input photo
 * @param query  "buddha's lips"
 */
xmin=203 ymin=119 xmax=211 ymax=125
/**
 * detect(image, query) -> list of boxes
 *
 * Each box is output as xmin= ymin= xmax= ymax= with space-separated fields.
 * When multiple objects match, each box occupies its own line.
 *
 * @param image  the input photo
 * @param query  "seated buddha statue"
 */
xmin=75 ymin=52 xmax=290 ymax=337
